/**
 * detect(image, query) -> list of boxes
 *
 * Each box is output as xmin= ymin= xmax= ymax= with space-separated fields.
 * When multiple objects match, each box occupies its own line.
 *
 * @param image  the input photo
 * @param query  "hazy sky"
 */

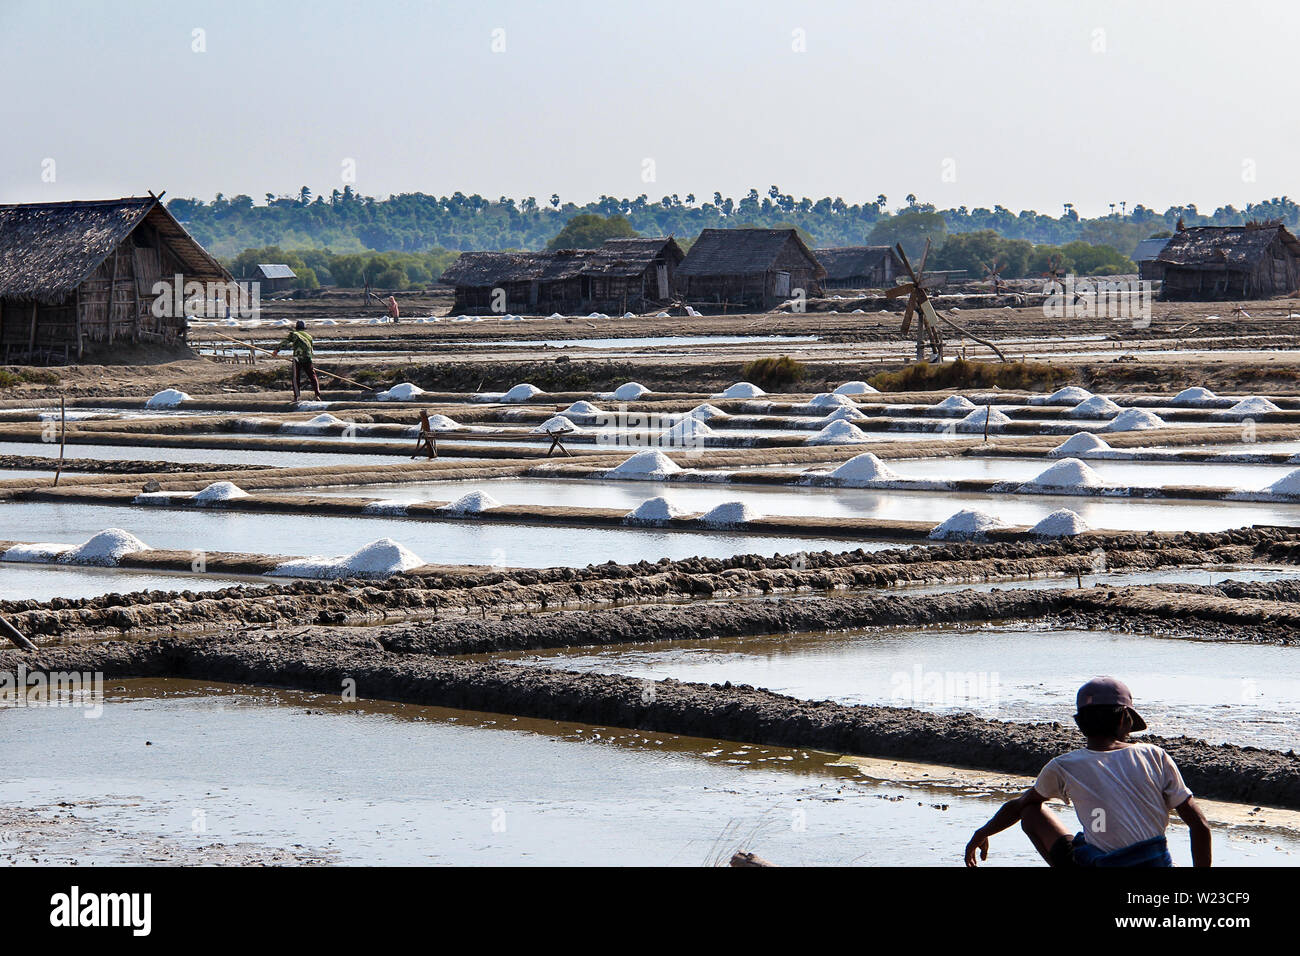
xmin=1 ymin=0 xmax=1293 ymax=216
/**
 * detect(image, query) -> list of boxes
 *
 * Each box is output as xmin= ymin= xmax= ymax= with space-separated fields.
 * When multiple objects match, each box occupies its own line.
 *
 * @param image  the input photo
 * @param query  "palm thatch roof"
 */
xmin=580 ymin=237 xmax=684 ymax=277
xmin=0 ymin=195 xmax=230 ymax=303
xmin=439 ymin=251 xmax=550 ymax=286
xmin=1155 ymin=224 xmax=1300 ymax=269
xmin=676 ymin=228 xmax=825 ymax=277
xmin=813 ymin=245 xmax=900 ymax=281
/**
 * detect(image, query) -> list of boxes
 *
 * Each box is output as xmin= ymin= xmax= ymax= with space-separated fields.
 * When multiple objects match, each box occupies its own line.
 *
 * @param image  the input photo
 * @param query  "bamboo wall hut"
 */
xmin=814 ymin=245 xmax=904 ymax=288
xmin=0 ymin=195 xmax=232 ymax=362
xmin=674 ymin=228 xmax=825 ymax=309
xmin=1154 ymin=224 xmax=1300 ymax=300
xmin=579 ymin=237 xmax=684 ymax=313
xmin=439 ymin=251 xmax=551 ymax=312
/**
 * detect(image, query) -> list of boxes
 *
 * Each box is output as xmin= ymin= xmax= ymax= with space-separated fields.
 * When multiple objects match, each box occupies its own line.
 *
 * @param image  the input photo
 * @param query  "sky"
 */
xmin=0 ymin=0 xmax=1294 ymax=217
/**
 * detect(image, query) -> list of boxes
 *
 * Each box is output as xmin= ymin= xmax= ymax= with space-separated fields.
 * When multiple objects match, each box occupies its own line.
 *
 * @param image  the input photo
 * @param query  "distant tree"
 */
xmin=545 ymin=213 xmax=639 ymax=250
xmin=868 ymin=209 xmax=947 ymax=260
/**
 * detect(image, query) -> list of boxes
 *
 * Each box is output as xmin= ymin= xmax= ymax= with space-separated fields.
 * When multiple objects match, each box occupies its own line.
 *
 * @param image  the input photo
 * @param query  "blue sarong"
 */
xmin=1069 ymin=833 xmax=1173 ymax=867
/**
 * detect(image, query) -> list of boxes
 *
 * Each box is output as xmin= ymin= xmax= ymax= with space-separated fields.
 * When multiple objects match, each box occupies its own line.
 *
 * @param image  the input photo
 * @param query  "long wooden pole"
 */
xmin=205 ymin=328 xmax=372 ymax=391
xmin=53 ymin=394 xmax=66 ymax=487
xmin=0 ymin=614 xmax=37 ymax=651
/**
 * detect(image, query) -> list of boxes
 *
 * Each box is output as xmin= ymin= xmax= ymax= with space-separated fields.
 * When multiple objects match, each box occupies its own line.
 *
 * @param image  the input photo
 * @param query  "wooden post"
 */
xmin=0 ymin=614 xmax=37 ymax=651
xmin=53 ymin=394 xmax=66 ymax=487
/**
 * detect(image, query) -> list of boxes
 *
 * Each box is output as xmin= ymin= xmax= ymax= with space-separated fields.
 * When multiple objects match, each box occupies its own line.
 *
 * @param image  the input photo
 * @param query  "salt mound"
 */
xmin=270 ymin=538 xmax=425 ymax=579
xmin=612 ymin=382 xmax=651 ymax=400
xmin=145 ymin=388 xmax=189 ymax=408
xmin=624 ymin=496 xmax=687 ymax=524
xmin=833 ymin=381 xmax=878 ymax=395
xmin=376 ymin=382 xmax=427 ymax=401
xmin=425 ymin=414 xmax=460 ymax=430
xmin=829 ymin=453 xmax=900 ymax=483
xmin=928 ymin=509 xmax=1008 ymax=541
xmin=1172 ymin=386 xmax=1217 ymax=406
xmin=687 ymin=403 xmax=727 ymax=421
xmin=817 ymin=406 xmax=869 ymax=424
xmin=563 ymin=400 xmax=602 ymax=416
xmin=502 ymin=383 xmax=543 ymax=402
xmin=1049 ymin=432 xmax=1111 ymax=457
xmin=1068 ymin=395 xmax=1122 ymax=418
xmin=1103 ymin=408 xmax=1166 ymax=432
xmin=699 ymin=501 xmax=761 ymax=527
xmin=1030 ymin=509 xmax=1090 ymax=537
xmin=606 ymin=450 xmax=681 ymax=479
xmin=1221 ymin=396 xmax=1281 ymax=417
xmin=663 ymin=417 xmax=713 ymax=440
xmin=716 ymin=382 xmax=766 ymax=399
xmin=1265 ymin=470 xmax=1300 ymax=496
xmin=956 ymin=407 xmax=1011 ymax=432
xmin=807 ymin=392 xmax=856 ymax=408
xmin=1043 ymin=386 xmax=1093 ymax=405
xmin=934 ymin=395 xmax=976 ymax=411
xmin=805 ymin=420 xmax=872 ymax=444
xmin=439 ymin=491 xmax=502 ymax=513
xmin=282 ymin=412 xmax=349 ymax=433
xmin=61 ymin=529 xmax=150 ymax=567
xmin=1022 ymin=458 xmax=1108 ymax=490
xmin=531 ymin=415 xmax=582 ymax=435
xmin=193 ymin=481 xmax=249 ymax=502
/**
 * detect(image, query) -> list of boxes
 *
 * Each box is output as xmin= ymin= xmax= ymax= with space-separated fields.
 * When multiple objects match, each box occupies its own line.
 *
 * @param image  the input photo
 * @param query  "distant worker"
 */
xmin=387 ymin=295 xmax=400 ymax=322
xmin=271 ymin=320 xmax=323 ymax=403
xmin=964 ymin=676 xmax=1211 ymax=868
xmin=412 ymin=409 xmax=437 ymax=460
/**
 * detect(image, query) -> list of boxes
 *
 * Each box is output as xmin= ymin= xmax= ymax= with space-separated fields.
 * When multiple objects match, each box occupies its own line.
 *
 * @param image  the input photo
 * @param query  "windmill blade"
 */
xmin=916 ymin=238 xmax=932 ymax=281
xmin=895 ymin=243 xmax=920 ymax=285
xmin=885 ymin=283 xmax=913 ymax=299
xmin=900 ymin=295 xmax=916 ymax=334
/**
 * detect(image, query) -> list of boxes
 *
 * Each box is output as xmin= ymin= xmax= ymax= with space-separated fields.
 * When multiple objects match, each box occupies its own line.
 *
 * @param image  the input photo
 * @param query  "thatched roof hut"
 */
xmin=1154 ymin=223 xmax=1300 ymax=300
xmin=814 ymin=245 xmax=904 ymax=288
xmin=0 ymin=195 xmax=231 ymax=360
xmin=675 ymin=228 xmax=825 ymax=310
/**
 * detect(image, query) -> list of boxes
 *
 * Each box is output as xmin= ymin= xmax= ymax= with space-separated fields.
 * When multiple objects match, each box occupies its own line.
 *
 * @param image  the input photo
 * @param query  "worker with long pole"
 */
xmin=270 ymin=320 xmax=323 ymax=403
xmin=205 ymin=327 xmax=371 ymax=392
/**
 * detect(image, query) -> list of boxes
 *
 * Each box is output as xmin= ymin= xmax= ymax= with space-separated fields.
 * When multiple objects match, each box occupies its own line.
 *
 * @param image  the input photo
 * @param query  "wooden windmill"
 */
xmin=887 ymin=240 xmax=945 ymax=362
xmin=885 ymin=240 xmax=1009 ymax=364
xmin=1041 ymin=254 xmax=1067 ymax=288
xmin=981 ymin=259 xmax=1006 ymax=295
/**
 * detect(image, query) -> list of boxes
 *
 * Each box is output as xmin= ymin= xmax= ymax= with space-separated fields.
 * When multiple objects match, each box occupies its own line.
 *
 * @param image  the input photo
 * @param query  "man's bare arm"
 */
xmin=1175 ymin=797 xmax=1211 ymax=867
xmin=965 ymin=788 xmax=1048 ymax=866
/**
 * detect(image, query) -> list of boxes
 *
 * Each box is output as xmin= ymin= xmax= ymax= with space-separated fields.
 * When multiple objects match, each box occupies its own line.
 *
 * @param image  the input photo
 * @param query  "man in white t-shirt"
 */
xmin=964 ymin=676 xmax=1212 ymax=867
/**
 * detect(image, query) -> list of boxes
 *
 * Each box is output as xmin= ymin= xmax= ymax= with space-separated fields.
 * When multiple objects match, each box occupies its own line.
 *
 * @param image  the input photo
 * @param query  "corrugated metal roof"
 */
xmin=1131 ymin=237 xmax=1171 ymax=262
xmin=256 ymin=263 xmax=297 ymax=279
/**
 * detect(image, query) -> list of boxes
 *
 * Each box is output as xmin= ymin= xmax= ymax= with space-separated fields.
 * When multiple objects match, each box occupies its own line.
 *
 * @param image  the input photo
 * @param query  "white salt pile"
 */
xmin=1103 ymin=408 xmax=1166 ymax=432
xmin=1041 ymin=386 xmax=1093 ymax=405
xmin=1030 ymin=510 xmax=1090 ymax=538
xmin=530 ymin=415 xmax=582 ymax=435
xmin=807 ymin=392 xmax=856 ymax=408
xmin=1067 ymin=396 xmax=1122 ymax=418
xmin=1021 ymin=458 xmax=1109 ymax=490
xmin=502 ymin=383 xmax=543 ymax=402
xmin=281 ymin=413 xmax=350 ymax=433
xmin=687 ymin=403 xmax=727 ymax=421
xmin=193 ymin=481 xmax=250 ymax=503
xmin=439 ymin=491 xmax=502 ymax=513
xmin=62 ymin=529 xmax=150 ymax=567
xmin=376 ymin=382 xmax=427 ymax=401
xmin=563 ymin=400 xmax=602 ymax=416
xmin=611 ymin=382 xmax=651 ymax=400
xmin=1172 ymin=386 xmax=1218 ymax=406
xmin=145 ymin=388 xmax=190 ymax=409
xmin=928 ymin=510 xmax=1008 ymax=541
xmin=624 ymin=496 xmax=687 ymax=525
xmin=269 ymin=538 xmax=425 ymax=579
xmin=955 ymin=407 xmax=1011 ymax=432
xmin=1264 ymin=470 xmax=1300 ymax=496
xmin=1049 ymin=432 xmax=1111 ymax=457
xmin=698 ymin=501 xmax=761 ymax=527
xmin=361 ymin=501 xmax=409 ymax=516
xmin=934 ymin=395 xmax=976 ymax=412
xmin=663 ymin=417 xmax=713 ymax=441
xmin=1218 ymin=396 xmax=1281 ymax=418
xmin=828 ymin=453 xmax=900 ymax=483
xmin=817 ymin=406 xmax=869 ymax=424
xmin=716 ymin=382 xmax=766 ymax=399
xmin=805 ymin=420 xmax=872 ymax=444
xmin=833 ymin=381 xmax=879 ymax=395
xmin=606 ymin=450 xmax=681 ymax=479
xmin=424 ymin=414 xmax=460 ymax=430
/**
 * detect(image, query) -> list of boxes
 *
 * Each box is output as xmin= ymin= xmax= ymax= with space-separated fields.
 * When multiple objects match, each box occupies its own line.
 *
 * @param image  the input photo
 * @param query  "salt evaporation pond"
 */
xmin=276 ymin=476 xmax=1300 ymax=532
xmin=497 ymin=626 xmax=1300 ymax=751
xmin=0 ymin=440 xmax=463 ymax=470
xmin=889 ymin=456 xmax=1300 ymax=488
xmin=3 ymin=680 xmax=1290 ymax=866
xmin=0 ymin=502 xmax=883 ymax=568
xmin=0 ymin=562 xmax=262 ymax=602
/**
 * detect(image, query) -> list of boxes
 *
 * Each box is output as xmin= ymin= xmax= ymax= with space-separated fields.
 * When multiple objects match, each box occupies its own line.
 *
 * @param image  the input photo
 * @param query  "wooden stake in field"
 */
xmin=204 ymin=328 xmax=373 ymax=392
xmin=53 ymin=393 xmax=67 ymax=487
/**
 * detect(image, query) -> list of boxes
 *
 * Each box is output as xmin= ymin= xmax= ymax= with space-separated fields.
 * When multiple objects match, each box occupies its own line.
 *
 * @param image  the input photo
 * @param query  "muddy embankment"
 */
xmin=3 ymin=529 xmax=1286 ymax=641
xmin=5 ymin=630 xmax=1298 ymax=810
